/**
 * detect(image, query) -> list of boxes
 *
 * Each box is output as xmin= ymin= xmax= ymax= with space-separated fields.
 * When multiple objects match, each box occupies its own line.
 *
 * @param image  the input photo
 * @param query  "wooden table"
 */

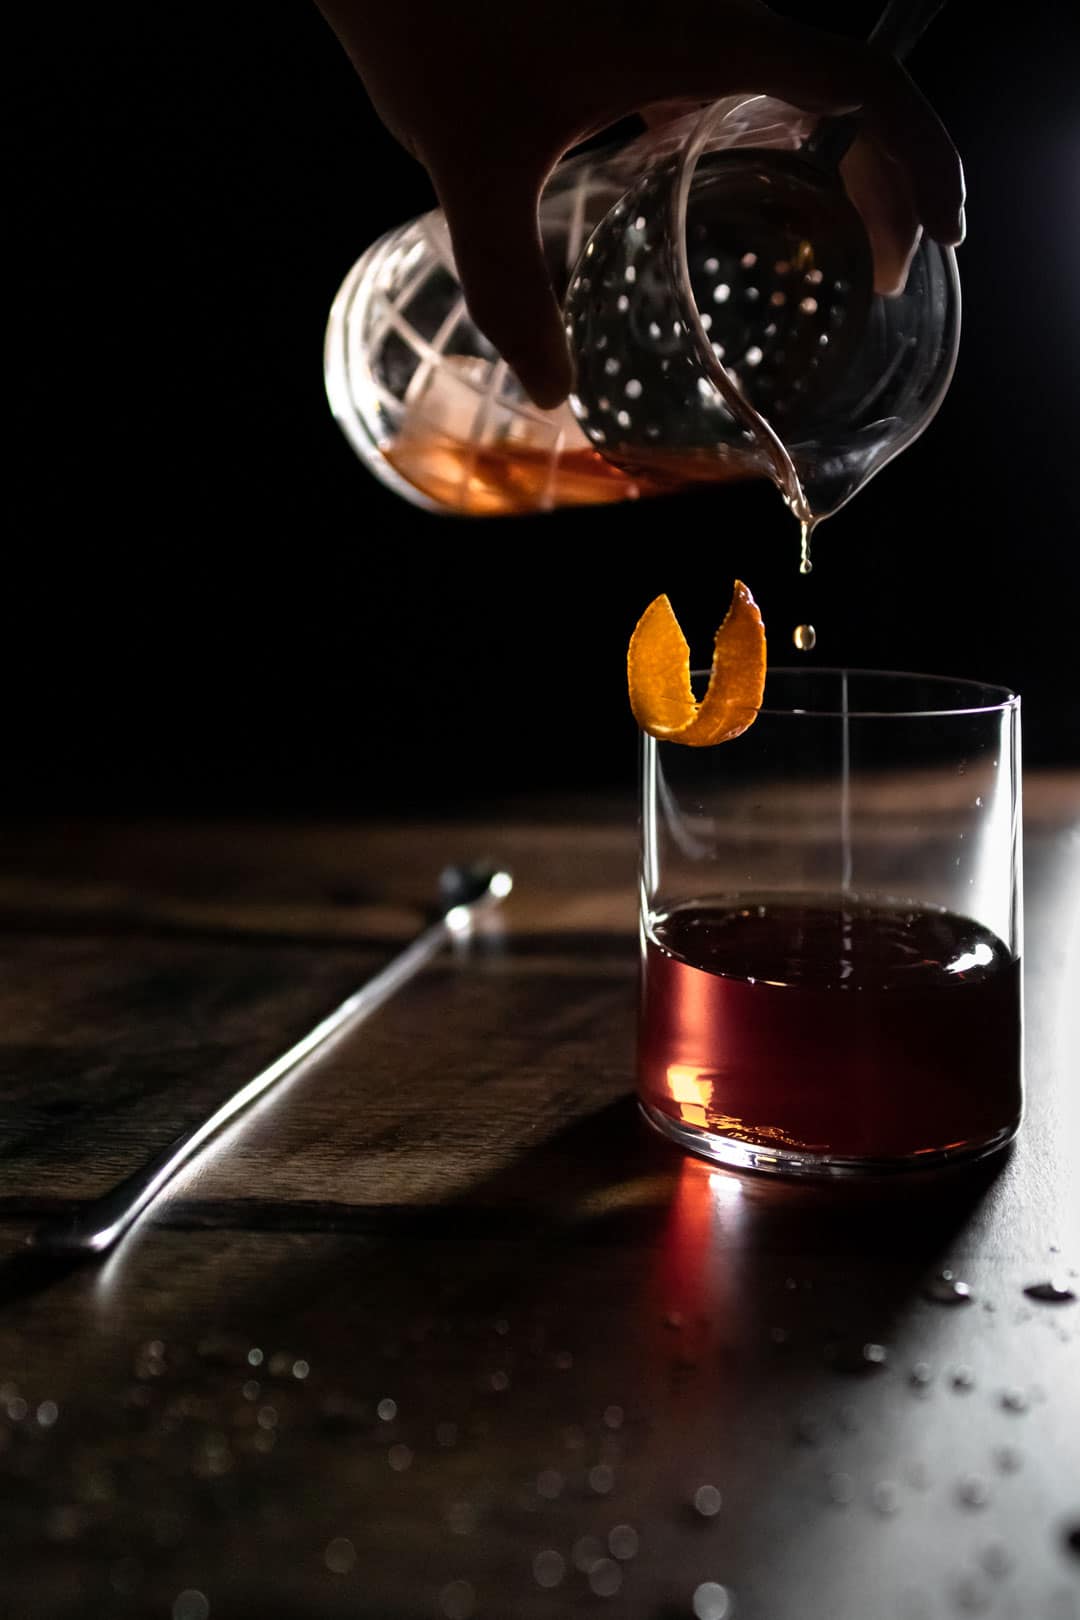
xmin=1 ymin=783 xmax=1078 ymax=1620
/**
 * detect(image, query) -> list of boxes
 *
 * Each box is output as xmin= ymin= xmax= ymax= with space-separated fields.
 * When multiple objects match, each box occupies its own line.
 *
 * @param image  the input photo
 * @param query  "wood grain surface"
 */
xmin=0 ymin=785 xmax=1077 ymax=1620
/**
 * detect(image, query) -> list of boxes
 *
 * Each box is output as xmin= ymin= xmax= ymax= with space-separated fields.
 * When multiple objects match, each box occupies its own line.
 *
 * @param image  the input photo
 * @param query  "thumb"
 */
xmin=429 ymin=157 xmax=573 ymax=410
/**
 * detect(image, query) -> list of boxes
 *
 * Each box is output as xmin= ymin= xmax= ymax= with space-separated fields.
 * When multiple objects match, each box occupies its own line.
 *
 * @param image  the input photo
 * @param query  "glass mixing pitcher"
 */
xmin=324 ymin=95 xmax=959 ymax=522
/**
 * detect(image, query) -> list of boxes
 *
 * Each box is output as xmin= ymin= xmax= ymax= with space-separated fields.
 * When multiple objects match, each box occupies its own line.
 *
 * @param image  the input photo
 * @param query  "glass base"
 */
xmin=639 ymin=1101 xmax=1019 ymax=1180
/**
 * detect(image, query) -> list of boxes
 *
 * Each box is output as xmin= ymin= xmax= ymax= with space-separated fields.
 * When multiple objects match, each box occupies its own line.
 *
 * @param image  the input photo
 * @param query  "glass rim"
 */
xmin=685 ymin=665 xmax=1021 ymax=721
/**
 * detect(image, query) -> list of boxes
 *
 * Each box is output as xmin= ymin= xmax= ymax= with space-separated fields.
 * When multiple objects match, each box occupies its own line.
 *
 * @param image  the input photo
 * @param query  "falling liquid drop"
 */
xmin=793 ymin=623 xmax=817 ymax=652
xmin=799 ymin=519 xmax=814 ymax=574
xmin=923 ymin=1271 xmax=975 ymax=1305
xmin=1023 ymin=1280 xmax=1077 ymax=1304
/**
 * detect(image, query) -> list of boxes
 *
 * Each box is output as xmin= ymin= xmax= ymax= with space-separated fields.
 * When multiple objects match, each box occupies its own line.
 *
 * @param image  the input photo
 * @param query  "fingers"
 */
xmin=657 ymin=18 xmax=965 ymax=246
xmin=841 ymin=133 xmax=922 ymax=295
xmin=429 ymin=157 xmax=572 ymax=410
xmin=855 ymin=54 xmax=965 ymax=247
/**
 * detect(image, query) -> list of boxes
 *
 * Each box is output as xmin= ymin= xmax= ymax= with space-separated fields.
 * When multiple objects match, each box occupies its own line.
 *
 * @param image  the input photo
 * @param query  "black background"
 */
xmin=10 ymin=2 xmax=1079 ymax=816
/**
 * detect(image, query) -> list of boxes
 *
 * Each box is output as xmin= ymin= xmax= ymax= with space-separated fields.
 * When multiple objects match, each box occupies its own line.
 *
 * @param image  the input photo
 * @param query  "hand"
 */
xmin=315 ymin=1 xmax=964 ymax=408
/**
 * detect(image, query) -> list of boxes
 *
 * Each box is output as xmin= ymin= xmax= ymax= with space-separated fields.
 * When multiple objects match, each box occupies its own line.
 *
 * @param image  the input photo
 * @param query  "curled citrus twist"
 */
xmin=627 ymin=582 xmax=766 ymax=746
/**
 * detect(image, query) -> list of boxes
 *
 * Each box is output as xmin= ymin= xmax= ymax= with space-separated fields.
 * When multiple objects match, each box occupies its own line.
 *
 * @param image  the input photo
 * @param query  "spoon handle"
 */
xmin=27 ymin=869 xmax=511 ymax=1260
xmin=870 ymin=0 xmax=949 ymax=63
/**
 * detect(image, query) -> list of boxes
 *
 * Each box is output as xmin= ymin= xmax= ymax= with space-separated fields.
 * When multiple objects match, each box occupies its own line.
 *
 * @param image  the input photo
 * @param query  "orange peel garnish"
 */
xmin=627 ymin=582 xmax=766 ymax=746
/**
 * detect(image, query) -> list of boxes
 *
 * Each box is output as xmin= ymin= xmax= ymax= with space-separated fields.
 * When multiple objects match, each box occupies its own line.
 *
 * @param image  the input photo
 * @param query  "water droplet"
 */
xmin=440 ymin=1578 xmax=475 ymax=1619
xmin=36 ymin=1400 xmax=59 ymax=1428
xmin=693 ymin=1580 xmax=734 ymax=1619
xmin=536 ymin=1468 xmax=563 ymax=1500
xmin=872 ymin=1480 xmax=901 ymax=1515
xmin=616 ymin=295 xmax=629 ymax=313
xmin=446 ymin=1501 xmax=477 ymax=1536
xmin=992 ymin=1445 xmax=1022 ymax=1474
xmin=572 ymin=1535 xmax=606 ymax=1572
xmin=624 ymin=379 xmax=643 ymax=400
xmin=830 ymin=1340 xmax=888 ymax=1374
xmin=256 ymin=1405 xmax=277 ymax=1430
xmin=826 ymin=1471 xmax=855 ymax=1505
xmin=376 ymin=1397 xmax=398 ymax=1422
xmin=950 ymin=1365 xmax=976 ymax=1392
xmin=924 ymin=1271 xmax=975 ymax=1305
xmin=388 ymin=1443 xmax=413 ymax=1472
xmin=489 ymin=1370 xmax=510 ymax=1392
xmin=910 ymin=1362 xmax=934 ymax=1391
xmin=1000 ymin=1387 xmax=1029 ymax=1413
xmin=588 ymin=1558 xmax=623 ymax=1597
xmin=603 ymin=1404 xmax=624 ymax=1430
xmin=609 ymin=1524 xmax=639 ymax=1560
xmin=533 ymin=1549 xmax=566 ymax=1588
xmin=979 ymin=1542 xmax=1013 ymax=1577
xmin=794 ymin=1414 xmax=824 ymax=1446
xmin=952 ymin=1574 xmax=991 ymax=1613
xmin=1024 ymin=1280 xmax=1077 ymax=1304
xmin=324 ymin=1537 xmax=356 ymax=1575
xmin=588 ymin=1463 xmax=615 ymax=1495
xmin=793 ymin=623 xmax=816 ymax=652
xmin=713 ymin=283 xmax=731 ymax=304
xmin=172 ymin=1594 xmax=210 ymax=1620
xmin=246 ymin=1347 xmax=263 ymax=1367
xmin=957 ymin=1474 xmax=991 ymax=1508
xmin=694 ymin=1484 xmax=723 ymax=1518
xmin=292 ymin=1359 xmax=310 ymax=1380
